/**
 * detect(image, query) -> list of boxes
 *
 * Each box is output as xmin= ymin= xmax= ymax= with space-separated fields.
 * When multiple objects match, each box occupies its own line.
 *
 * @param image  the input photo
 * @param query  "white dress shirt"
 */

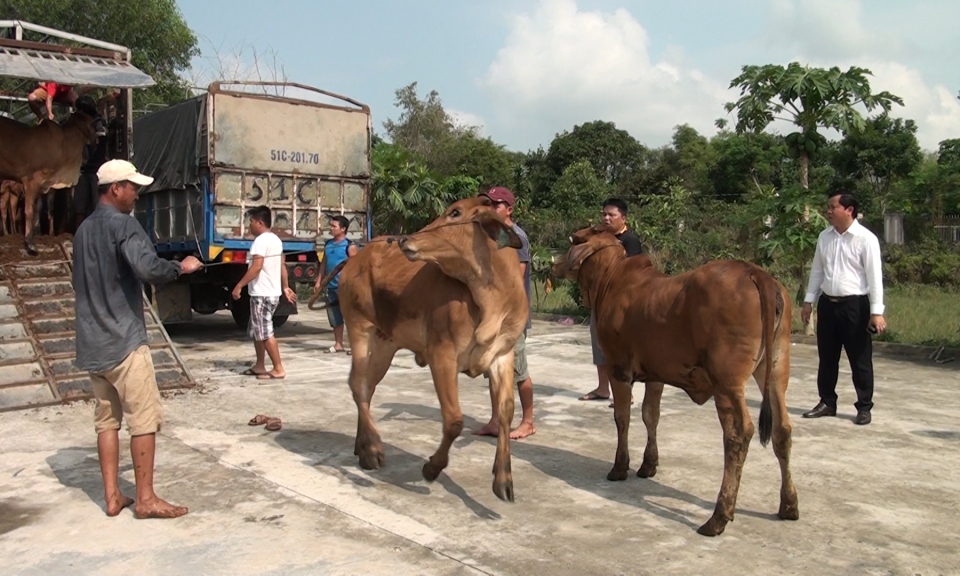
xmin=804 ymin=219 xmax=885 ymax=315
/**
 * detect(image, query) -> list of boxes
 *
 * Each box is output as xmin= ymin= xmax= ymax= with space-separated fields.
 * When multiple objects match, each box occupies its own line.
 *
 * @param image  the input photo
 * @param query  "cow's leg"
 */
xmin=698 ymin=389 xmax=754 ymax=537
xmin=754 ymin=350 xmax=799 ymax=522
xmin=607 ymin=375 xmax=633 ymax=481
xmin=349 ymin=328 xmax=396 ymax=470
xmin=23 ymin=181 xmax=41 ymax=254
xmin=421 ymin=345 xmax=468 ymax=484
xmin=0 ymin=192 xmax=7 ymax=235
xmin=637 ymin=381 xmax=664 ymax=478
xmin=484 ymin=350 xmax=515 ymax=501
xmin=10 ymin=191 xmax=20 ymax=235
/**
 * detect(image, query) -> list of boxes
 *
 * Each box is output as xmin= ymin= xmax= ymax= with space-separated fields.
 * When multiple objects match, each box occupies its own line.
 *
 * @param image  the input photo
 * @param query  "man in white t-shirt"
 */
xmin=232 ymin=205 xmax=296 ymax=380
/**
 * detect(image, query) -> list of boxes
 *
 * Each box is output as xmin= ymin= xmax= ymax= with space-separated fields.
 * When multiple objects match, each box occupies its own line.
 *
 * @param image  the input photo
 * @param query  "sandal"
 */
xmin=241 ymin=368 xmax=266 ymax=376
xmin=579 ymin=390 xmax=610 ymax=401
xmin=325 ymin=345 xmax=346 ymax=354
xmin=248 ymin=414 xmax=270 ymax=426
xmin=264 ymin=417 xmax=282 ymax=432
xmin=257 ymin=373 xmax=285 ymax=380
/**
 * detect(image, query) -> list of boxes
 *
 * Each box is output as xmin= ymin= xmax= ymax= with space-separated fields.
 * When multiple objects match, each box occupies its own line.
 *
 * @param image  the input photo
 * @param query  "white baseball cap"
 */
xmin=97 ymin=159 xmax=154 ymax=186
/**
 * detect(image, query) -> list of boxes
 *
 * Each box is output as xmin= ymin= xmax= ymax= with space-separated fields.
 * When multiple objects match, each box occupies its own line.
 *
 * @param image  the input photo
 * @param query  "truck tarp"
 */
xmin=132 ymin=95 xmax=205 ymax=192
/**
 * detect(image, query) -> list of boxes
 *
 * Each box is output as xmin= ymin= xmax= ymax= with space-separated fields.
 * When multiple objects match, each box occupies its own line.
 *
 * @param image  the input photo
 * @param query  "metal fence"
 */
xmin=934 ymin=215 xmax=960 ymax=244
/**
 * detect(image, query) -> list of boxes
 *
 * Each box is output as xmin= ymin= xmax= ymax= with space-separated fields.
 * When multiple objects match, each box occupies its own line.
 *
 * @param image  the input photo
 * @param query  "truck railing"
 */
xmin=207 ymin=80 xmax=370 ymax=113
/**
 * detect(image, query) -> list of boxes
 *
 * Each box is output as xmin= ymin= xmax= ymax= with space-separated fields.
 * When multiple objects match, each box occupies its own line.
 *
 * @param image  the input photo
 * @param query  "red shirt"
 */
xmin=41 ymin=82 xmax=71 ymax=96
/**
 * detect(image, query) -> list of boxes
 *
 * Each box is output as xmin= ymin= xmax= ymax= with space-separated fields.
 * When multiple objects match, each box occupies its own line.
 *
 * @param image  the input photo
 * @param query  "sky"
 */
xmin=177 ymin=0 xmax=960 ymax=154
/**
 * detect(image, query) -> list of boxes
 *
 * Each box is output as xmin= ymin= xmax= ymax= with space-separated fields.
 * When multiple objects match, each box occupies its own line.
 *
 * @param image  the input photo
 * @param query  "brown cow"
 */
xmin=0 ymin=112 xmax=95 ymax=253
xmin=334 ymin=196 xmax=527 ymax=501
xmin=1 ymin=180 xmax=23 ymax=235
xmin=552 ymin=225 xmax=798 ymax=536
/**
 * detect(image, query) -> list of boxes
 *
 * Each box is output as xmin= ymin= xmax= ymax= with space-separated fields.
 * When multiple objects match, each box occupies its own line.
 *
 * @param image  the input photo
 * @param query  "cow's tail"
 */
xmin=752 ymin=268 xmax=782 ymax=449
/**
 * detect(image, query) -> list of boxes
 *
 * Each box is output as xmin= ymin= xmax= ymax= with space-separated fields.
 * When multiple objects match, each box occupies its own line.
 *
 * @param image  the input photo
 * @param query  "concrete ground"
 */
xmin=1 ymin=308 xmax=959 ymax=576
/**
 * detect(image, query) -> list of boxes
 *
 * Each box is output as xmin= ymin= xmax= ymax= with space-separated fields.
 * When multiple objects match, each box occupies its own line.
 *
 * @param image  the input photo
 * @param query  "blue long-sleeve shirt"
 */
xmin=73 ymin=203 xmax=182 ymax=373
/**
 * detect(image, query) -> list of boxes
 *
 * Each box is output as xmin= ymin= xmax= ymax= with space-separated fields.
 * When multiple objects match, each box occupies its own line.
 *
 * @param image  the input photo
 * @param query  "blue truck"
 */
xmin=131 ymin=81 xmax=372 ymax=329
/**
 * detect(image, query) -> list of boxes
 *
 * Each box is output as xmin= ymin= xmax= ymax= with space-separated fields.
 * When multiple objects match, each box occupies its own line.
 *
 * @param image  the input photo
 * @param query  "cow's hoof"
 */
xmin=493 ymin=478 xmax=514 ymax=502
xmin=422 ymin=459 xmax=443 ymax=482
xmin=606 ymin=467 xmax=629 ymax=482
xmin=696 ymin=516 xmax=727 ymax=537
xmin=778 ymin=501 xmax=800 ymax=521
xmin=636 ymin=462 xmax=658 ymax=478
xmin=357 ymin=447 xmax=384 ymax=470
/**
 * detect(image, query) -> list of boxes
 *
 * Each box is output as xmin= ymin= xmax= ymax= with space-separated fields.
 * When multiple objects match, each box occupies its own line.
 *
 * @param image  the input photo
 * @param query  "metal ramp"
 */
xmin=0 ymin=235 xmax=196 ymax=412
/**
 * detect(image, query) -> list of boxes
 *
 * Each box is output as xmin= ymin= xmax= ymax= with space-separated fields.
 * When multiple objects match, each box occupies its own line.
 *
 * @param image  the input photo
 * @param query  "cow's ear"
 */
xmin=476 ymin=211 xmax=522 ymax=250
xmin=567 ymin=242 xmax=598 ymax=271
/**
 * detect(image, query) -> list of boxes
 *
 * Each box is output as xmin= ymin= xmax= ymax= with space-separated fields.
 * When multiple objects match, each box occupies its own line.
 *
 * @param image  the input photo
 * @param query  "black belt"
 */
xmin=822 ymin=293 xmax=866 ymax=303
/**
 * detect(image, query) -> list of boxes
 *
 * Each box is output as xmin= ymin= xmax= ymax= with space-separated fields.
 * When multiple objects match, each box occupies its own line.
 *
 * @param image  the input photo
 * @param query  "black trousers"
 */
xmin=816 ymin=294 xmax=874 ymax=412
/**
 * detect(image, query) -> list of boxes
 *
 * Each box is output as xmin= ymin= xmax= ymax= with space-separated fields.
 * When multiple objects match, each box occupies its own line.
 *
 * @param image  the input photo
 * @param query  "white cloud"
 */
xmin=478 ymin=0 xmax=958 ymax=153
xmin=480 ymin=0 xmax=731 ymax=150
xmin=766 ymin=0 xmax=959 ymax=150
xmin=447 ymin=108 xmax=486 ymax=134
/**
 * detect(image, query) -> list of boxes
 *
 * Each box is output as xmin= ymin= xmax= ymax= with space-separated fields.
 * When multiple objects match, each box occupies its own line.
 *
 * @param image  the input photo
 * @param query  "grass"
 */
xmin=531 ymin=280 xmax=960 ymax=349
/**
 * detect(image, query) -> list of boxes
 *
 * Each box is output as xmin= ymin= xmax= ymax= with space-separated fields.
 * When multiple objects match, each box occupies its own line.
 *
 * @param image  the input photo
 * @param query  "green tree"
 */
xmin=722 ymin=63 xmax=903 ymax=189
xmin=543 ymin=120 xmax=647 ymax=192
xmin=546 ymin=159 xmax=613 ymax=218
xmin=708 ymin=130 xmax=788 ymax=201
xmin=832 ymin=113 xmax=923 ymax=216
xmin=1 ymin=0 xmax=199 ymax=110
xmin=382 ymin=82 xmax=473 ymax=162
xmin=371 ymin=142 xmax=445 ymax=235
xmin=666 ymin=124 xmax=717 ymax=196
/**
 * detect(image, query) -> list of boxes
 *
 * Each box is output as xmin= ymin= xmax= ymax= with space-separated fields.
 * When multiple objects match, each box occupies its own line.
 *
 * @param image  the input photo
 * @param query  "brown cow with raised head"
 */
xmin=333 ymin=196 xmax=527 ymax=501
xmin=552 ymin=225 xmax=798 ymax=536
xmin=0 ymin=111 xmax=95 ymax=253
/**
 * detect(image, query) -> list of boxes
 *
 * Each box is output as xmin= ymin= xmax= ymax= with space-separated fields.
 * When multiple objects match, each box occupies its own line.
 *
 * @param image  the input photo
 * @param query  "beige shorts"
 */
xmin=90 ymin=345 xmax=163 ymax=436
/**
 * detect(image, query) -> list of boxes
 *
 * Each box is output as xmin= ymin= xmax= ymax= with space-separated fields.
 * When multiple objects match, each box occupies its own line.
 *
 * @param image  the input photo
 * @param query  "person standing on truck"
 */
xmin=316 ymin=215 xmax=357 ymax=354
xmin=232 ymin=205 xmax=297 ymax=380
xmin=73 ymin=159 xmax=203 ymax=519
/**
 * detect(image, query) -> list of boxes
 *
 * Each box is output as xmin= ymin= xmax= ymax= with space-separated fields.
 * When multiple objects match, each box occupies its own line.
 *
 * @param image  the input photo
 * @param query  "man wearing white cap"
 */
xmin=73 ymin=159 xmax=203 ymax=519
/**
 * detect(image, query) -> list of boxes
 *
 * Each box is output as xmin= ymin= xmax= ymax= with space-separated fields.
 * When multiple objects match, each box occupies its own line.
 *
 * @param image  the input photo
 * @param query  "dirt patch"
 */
xmin=0 ymin=234 xmax=72 ymax=265
xmin=0 ymin=499 xmax=43 ymax=536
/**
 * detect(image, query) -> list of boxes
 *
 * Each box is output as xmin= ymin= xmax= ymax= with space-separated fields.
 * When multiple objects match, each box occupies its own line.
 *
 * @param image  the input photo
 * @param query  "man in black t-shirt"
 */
xmin=579 ymin=197 xmax=643 ymax=406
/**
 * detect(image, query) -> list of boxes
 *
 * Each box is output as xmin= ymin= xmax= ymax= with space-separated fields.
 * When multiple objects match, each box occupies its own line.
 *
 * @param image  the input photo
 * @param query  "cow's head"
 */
xmin=551 ymin=226 xmax=624 ymax=280
xmin=63 ymin=110 xmax=97 ymax=147
xmin=397 ymin=196 xmax=522 ymax=277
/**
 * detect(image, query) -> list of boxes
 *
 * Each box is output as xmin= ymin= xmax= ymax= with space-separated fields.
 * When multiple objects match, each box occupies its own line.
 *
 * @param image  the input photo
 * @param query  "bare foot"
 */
xmin=510 ymin=421 xmax=536 ymax=440
xmin=472 ymin=422 xmax=499 ymax=437
xmin=134 ymin=497 xmax=189 ymax=519
xmin=105 ymin=492 xmax=134 ymax=517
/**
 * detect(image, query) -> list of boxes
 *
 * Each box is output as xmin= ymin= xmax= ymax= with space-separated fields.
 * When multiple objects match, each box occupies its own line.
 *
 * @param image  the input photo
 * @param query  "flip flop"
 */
xmin=241 ymin=368 xmax=266 ymax=376
xmin=248 ymin=414 xmax=270 ymax=426
xmin=257 ymin=373 xmax=285 ymax=380
xmin=579 ymin=391 xmax=610 ymax=401
xmin=264 ymin=417 xmax=282 ymax=432
xmin=325 ymin=345 xmax=346 ymax=354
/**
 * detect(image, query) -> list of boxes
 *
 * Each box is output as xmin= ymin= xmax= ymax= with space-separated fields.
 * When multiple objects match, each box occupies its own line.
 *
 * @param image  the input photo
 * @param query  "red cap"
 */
xmin=481 ymin=186 xmax=515 ymax=207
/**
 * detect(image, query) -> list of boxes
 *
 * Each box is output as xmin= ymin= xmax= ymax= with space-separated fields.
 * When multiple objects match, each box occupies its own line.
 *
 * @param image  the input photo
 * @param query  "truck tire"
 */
xmin=231 ymin=294 xmax=250 ymax=330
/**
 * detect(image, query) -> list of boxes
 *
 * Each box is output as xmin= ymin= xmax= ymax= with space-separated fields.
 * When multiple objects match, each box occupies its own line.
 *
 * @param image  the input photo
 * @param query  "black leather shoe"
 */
xmin=855 ymin=410 xmax=871 ymax=425
xmin=802 ymin=402 xmax=837 ymax=418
